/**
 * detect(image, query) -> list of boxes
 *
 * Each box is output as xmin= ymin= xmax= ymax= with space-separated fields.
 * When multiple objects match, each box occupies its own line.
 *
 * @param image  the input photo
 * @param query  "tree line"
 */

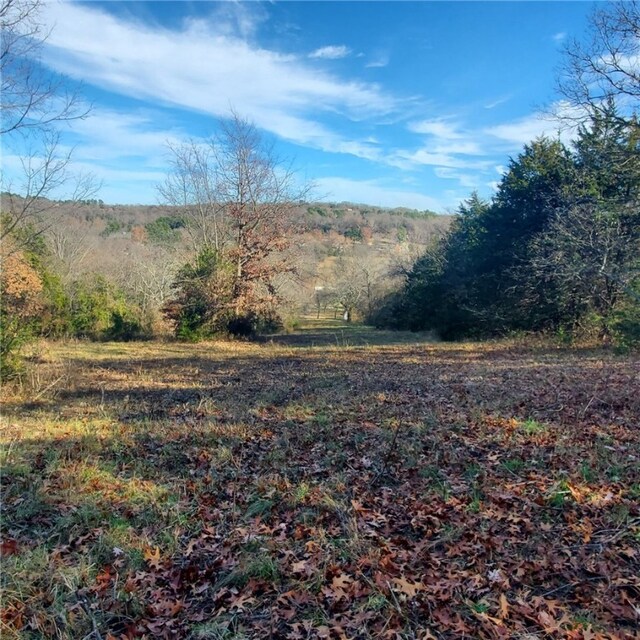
xmin=371 ymin=2 xmax=640 ymax=347
xmin=373 ymin=104 xmax=639 ymax=345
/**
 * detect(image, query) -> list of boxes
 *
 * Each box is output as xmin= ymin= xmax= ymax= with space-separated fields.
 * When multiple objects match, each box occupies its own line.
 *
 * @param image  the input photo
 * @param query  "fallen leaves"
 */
xmin=391 ymin=577 xmax=425 ymax=598
xmin=0 ymin=538 xmax=19 ymax=556
xmin=1 ymin=338 xmax=638 ymax=638
xmin=143 ymin=545 xmax=162 ymax=569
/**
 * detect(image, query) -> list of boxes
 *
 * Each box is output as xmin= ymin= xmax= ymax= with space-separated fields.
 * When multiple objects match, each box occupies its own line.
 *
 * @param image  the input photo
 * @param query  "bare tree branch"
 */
xmin=1 ymin=0 xmax=89 ymax=136
xmin=556 ymin=1 xmax=640 ymax=127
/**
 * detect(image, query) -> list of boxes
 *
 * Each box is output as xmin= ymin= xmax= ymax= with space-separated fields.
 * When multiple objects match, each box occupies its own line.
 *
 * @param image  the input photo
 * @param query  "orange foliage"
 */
xmin=1 ymin=252 xmax=44 ymax=319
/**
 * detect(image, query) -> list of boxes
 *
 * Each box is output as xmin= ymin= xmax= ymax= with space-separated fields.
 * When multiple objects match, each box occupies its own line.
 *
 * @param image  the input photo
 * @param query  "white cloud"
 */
xmin=243 ymin=109 xmax=384 ymax=162
xmin=206 ymin=2 xmax=268 ymax=40
xmin=434 ymin=167 xmax=481 ymax=189
xmin=397 ymin=103 xmax=582 ymax=190
xmin=408 ymin=119 xmax=464 ymax=139
xmin=484 ymin=112 xmax=561 ymax=146
xmin=365 ymin=52 xmax=390 ymax=68
xmin=39 ymin=2 xmax=398 ymax=157
xmin=67 ymin=109 xmax=183 ymax=164
xmin=396 ymin=148 xmax=489 ymax=170
xmin=484 ymin=95 xmax=511 ymax=109
xmin=309 ymin=45 xmax=351 ymax=59
xmin=315 ymin=176 xmax=445 ymax=211
xmin=400 ymin=118 xmax=487 ymax=173
xmin=57 ymin=108 xmax=187 ymax=202
xmin=552 ymin=32 xmax=567 ymax=43
xmin=433 ymin=140 xmax=483 ymax=156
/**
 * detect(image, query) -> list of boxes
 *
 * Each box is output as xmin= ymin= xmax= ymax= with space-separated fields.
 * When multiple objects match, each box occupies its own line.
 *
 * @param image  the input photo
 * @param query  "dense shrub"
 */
xmin=163 ymin=248 xmax=235 ymax=340
xmin=145 ymin=216 xmax=185 ymax=245
xmin=163 ymin=247 xmax=283 ymax=340
xmin=0 ymin=252 xmax=44 ymax=377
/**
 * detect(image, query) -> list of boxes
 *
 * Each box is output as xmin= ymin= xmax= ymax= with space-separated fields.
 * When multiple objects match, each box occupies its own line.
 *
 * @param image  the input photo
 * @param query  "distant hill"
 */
xmin=1 ymin=194 xmax=452 ymax=317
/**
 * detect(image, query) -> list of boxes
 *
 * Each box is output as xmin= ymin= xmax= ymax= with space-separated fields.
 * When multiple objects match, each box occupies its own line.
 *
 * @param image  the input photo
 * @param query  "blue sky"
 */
xmin=7 ymin=1 xmax=596 ymax=210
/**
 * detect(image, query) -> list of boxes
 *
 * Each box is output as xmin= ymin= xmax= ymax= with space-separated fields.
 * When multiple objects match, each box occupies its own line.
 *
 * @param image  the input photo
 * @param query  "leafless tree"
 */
xmin=160 ymin=112 xmax=309 ymax=318
xmin=556 ymin=1 xmax=640 ymax=124
xmin=119 ymin=246 xmax=182 ymax=314
xmin=1 ymin=0 xmax=97 ymax=255
xmin=1 ymin=0 xmax=87 ymax=136
xmin=1 ymin=131 xmax=98 ymax=254
xmin=157 ymin=141 xmax=225 ymax=253
xmin=331 ymin=252 xmax=396 ymax=322
xmin=47 ymin=220 xmax=94 ymax=283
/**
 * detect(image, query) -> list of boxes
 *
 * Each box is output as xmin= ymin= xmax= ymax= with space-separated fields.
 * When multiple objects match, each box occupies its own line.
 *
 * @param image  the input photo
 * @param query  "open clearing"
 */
xmin=1 ymin=325 xmax=639 ymax=639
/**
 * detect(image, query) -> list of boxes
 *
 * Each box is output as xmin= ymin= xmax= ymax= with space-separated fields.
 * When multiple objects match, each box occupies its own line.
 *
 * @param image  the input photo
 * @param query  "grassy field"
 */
xmin=1 ymin=323 xmax=639 ymax=639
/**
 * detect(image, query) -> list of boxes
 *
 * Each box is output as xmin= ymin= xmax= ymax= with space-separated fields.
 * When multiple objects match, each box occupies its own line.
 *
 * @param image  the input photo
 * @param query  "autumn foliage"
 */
xmin=0 ymin=251 xmax=44 ymax=374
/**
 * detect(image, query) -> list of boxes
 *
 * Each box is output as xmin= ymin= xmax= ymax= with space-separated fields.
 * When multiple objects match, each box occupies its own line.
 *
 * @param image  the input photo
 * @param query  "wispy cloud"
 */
xmin=395 ymin=102 xmax=578 ymax=190
xmin=365 ymin=52 xmax=390 ymax=68
xmin=408 ymin=119 xmax=465 ymax=139
xmin=433 ymin=167 xmax=481 ymax=190
xmin=432 ymin=140 xmax=483 ymax=156
xmin=315 ymin=176 xmax=445 ymax=211
xmin=484 ymin=112 xmax=561 ymax=146
xmin=395 ymin=148 xmax=490 ymax=170
xmin=67 ymin=109 xmax=183 ymax=164
xmin=399 ymin=118 xmax=488 ymax=173
xmin=484 ymin=95 xmax=511 ymax=109
xmin=309 ymin=45 xmax=351 ymax=59
xmin=39 ymin=2 xmax=398 ymax=158
xmin=552 ymin=31 xmax=567 ymax=43
xmin=59 ymin=108 xmax=188 ymax=203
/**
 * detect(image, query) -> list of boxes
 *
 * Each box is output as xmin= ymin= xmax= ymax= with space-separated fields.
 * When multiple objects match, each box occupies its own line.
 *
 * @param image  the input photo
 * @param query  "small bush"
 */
xmin=227 ymin=315 xmax=255 ymax=338
xmin=282 ymin=316 xmax=300 ymax=334
xmin=611 ymin=300 xmax=640 ymax=351
xmin=0 ymin=252 xmax=44 ymax=379
xmin=145 ymin=216 xmax=184 ymax=245
xmin=104 ymin=310 xmax=147 ymax=342
xmin=344 ymin=226 xmax=363 ymax=242
xmin=100 ymin=218 xmax=125 ymax=237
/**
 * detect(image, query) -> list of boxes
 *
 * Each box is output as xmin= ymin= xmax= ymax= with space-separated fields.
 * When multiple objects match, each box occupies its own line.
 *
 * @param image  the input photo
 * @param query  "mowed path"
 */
xmin=1 ymin=328 xmax=639 ymax=639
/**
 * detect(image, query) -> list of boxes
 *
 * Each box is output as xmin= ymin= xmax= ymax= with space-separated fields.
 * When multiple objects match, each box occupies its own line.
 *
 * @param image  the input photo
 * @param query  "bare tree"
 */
xmin=47 ymin=220 xmax=94 ymax=283
xmin=331 ymin=252 xmax=395 ymax=322
xmin=157 ymin=141 xmax=225 ymax=253
xmin=1 ymin=132 xmax=97 ymax=252
xmin=118 ymin=247 xmax=182 ymax=314
xmin=556 ymin=1 xmax=640 ymax=124
xmin=1 ymin=0 xmax=97 ymax=256
xmin=1 ymin=0 xmax=87 ymax=136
